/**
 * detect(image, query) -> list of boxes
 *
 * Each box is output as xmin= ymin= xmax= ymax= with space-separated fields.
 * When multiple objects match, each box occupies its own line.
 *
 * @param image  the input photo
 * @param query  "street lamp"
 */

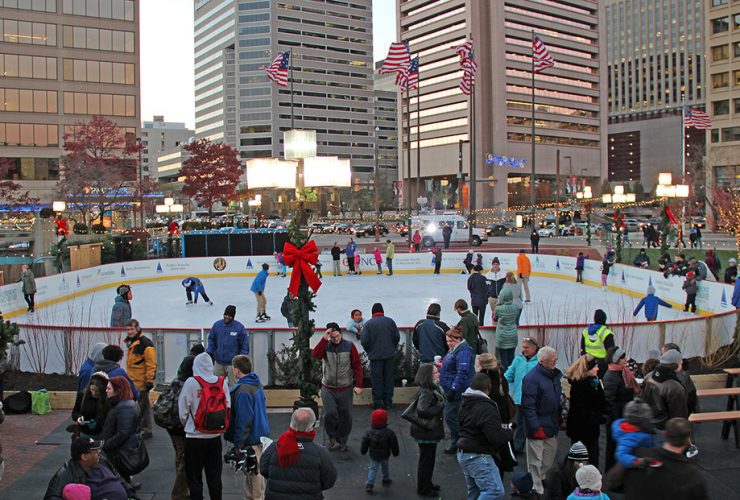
xmin=602 ymin=185 xmax=635 ymax=262
xmin=156 ymin=198 xmax=184 ymax=257
xmin=52 ymin=201 xmax=66 ymax=213
xmin=576 ymin=185 xmax=593 ymax=246
xmin=656 ymin=172 xmax=689 ymax=251
xmin=247 ymin=195 xmax=262 ymax=228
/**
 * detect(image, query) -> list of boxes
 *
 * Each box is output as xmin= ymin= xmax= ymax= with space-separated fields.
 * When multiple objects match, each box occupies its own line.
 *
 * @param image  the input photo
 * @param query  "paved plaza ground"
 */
xmin=2 ymin=397 xmax=739 ymax=499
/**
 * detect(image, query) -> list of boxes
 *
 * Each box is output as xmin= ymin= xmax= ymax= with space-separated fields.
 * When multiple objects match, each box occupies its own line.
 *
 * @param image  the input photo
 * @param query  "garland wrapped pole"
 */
xmin=283 ymin=219 xmax=322 ymax=413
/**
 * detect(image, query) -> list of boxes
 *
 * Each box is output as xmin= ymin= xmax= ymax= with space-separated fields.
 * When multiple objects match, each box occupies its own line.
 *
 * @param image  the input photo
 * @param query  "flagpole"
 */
xmin=530 ymin=31 xmax=536 ymax=224
xmin=416 ymin=70 xmax=421 ymax=212
xmin=406 ymin=86 xmax=412 ymax=241
xmin=289 ymin=49 xmax=295 ymax=130
xmin=469 ymin=57 xmax=476 ymax=244
xmin=680 ymin=94 xmax=686 ymax=246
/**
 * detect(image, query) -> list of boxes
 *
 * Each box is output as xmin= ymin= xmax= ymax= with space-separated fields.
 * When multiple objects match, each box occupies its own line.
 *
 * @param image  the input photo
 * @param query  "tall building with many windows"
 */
xmin=141 ymin=116 xmax=193 ymax=178
xmin=705 ymin=0 xmax=740 ymax=188
xmin=605 ymin=0 xmax=705 ymax=191
xmin=194 ymin=0 xmax=376 ymax=182
xmin=398 ymin=0 xmax=606 ymax=211
xmin=0 ymin=0 xmax=140 ymax=204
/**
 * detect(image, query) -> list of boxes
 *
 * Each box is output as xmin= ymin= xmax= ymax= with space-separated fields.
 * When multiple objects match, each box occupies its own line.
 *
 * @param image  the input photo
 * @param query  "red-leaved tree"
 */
xmin=58 ymin=116 xmax=141 ymax=225
xmin=180 ymin=139 xmax=242 ymax=216
xmin=0 ymin=158 xmax=39 ymax=210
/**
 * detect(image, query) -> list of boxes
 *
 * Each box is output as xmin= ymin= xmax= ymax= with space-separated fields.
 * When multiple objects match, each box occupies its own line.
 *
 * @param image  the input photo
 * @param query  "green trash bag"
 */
xmin=30 ymin=389 xmax=52 ymax=415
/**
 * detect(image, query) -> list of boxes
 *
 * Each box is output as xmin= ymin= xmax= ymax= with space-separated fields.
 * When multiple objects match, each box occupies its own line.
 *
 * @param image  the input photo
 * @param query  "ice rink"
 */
xmin=15 ymin=271 xmax=690 ymax=329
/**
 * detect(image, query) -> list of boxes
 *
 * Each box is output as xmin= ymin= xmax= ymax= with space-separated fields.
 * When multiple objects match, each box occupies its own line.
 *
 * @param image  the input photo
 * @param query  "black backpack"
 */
xmin=3 ymin=391 xmax=31 ymax=414
xmin=153 ymin=380 xmax=183 ymax=431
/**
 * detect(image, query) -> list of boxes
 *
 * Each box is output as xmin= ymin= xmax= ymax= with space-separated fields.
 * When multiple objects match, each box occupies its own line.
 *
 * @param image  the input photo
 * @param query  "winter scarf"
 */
xmin=607 ymin=363 xmax=641 ymax=395
xmin=276 ymin=428 xmax=317 ymax=468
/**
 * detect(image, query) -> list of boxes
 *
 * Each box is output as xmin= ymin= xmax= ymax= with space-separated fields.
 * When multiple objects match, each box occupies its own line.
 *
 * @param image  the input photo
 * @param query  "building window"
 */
xmin=721 ymin=127 xmax=740 ymax=142
xmin=62 ymin=26 xmax=135 ymax=53
xmin=735 ymin=41 xmax=740 ymax=58
xmin=63 ymin=91 xmax=135 ymax=116
xmin=0 ymin=0 xmax=55 ymax=12
xmin=712 ymin=45 xmax=730 ymax=61
xmin=735 ymin=98 xmax=740 ymax=114
xmin=62 ymin=59 xmax=135 ymax=84
xmin=0 ymin=123 xmax=58 ymax=147
xmin=0 ymin=20 xmax=57 ymax=46
xmin=735 ymin=70 xmax=740 ymax=86
xmin=713 ymin=100 xmax=730 ymax=115
xmin=711 ymin=0 xmax=728 ymax=6
xmin=711 ymin=129 xmax=720 ymax=143
xmin=712 ymin=72 xmax=730 ymax=88
xmin=0 ymin=89 xmax=57 ymax=113
xmin=62 ymin=0 xmax=135 ymax=21
xmin=735 ymin=13 xmax=740 ymax=29
xmin=0 ymin=54 xmax=57 ymax=79
xmin=712 ymin=16 xmax=730 ymax=33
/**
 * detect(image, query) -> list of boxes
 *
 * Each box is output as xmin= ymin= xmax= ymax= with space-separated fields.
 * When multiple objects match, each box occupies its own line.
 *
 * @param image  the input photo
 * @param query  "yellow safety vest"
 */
xmin=582 ymin=325 xmax=612 ymax=359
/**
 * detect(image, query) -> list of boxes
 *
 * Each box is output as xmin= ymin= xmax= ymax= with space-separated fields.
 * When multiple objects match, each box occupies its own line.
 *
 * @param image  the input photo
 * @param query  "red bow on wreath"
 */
xmin=664 ymin=206 xmax=678 ymax=225
xmin=283 ymin=240 xmax=322 ymax=297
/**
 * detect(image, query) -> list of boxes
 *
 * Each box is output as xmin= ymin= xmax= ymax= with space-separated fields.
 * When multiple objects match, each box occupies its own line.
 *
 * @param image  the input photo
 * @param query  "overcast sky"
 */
xmin=140 ymin=0 xmax=397 ymax=130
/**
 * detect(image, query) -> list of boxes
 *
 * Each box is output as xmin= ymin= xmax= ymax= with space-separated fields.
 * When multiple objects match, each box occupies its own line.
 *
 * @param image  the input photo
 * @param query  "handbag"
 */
xmin=476 ymin=333 xmax=488 ymax=355
xmin=110 ymin=435 xmax=149 ymax=477
xmin=401 ymin=395 xmax=435 ymax=431
xmin=30 ymin=389 xmax=52 ymax=415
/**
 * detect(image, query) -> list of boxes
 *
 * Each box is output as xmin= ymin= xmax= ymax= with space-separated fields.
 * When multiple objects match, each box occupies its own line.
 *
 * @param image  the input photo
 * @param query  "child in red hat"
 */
xmin=360 ymin=409 xmax=399 ymax=493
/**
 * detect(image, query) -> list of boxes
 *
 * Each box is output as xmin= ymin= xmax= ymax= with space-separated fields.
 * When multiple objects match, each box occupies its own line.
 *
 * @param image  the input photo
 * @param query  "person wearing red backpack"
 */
xmin=178 ymin=352 xmax=231 ymax=500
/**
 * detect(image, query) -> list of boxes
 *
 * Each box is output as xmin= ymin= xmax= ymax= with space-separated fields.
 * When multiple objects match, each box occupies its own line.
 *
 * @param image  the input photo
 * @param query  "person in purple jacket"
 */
xmin=575 ymin=253 xmax=587 ymax=283
xmin=633 ymin=286 xmax=672 ymax=321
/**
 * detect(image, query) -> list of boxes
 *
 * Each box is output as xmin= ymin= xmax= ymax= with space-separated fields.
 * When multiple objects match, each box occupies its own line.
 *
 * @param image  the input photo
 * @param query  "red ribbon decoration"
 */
xmin=665 ymin=206 xmax=678 ymax=225
xmin=283 ymin=240 xmax=322 ymax=297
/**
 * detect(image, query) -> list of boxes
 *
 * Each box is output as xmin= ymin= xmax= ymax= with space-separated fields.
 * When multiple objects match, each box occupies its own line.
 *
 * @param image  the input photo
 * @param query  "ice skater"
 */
xmin=251 ymin=263 xmax=271 ymax=322
xmin=373 ymin=247 xmax=383 ymax=274
xmin=575 ymin=252 xmax=587 ymax=283
xmin=275 ymin=251 xmax=287 ymax=277
xmin=633 ymin=286 xmax=672 ymax=321
xmin=682 ymin=271 xmax=698 ymax=313
xmin=600 ymin=255 xmax=613 ymax=291
xmin=182 ymin=277 xmax=213 ymax=306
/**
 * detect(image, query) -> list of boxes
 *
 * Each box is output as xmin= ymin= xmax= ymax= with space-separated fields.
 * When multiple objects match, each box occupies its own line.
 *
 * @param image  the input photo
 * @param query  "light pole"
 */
xmin=576 ymin=185 xmax=593 ymax=246
xmin=136 ymin=137 xmax=144 ymax=228
xmin=656 ymin=173 xmax=689 ymax=252
xmin=602 ymin=185 xmax=635 ymax=262
xmin=374 ymin=125 xmax=381 ymax=242
xmin=156 ymin=198 xmax=184 ymax=257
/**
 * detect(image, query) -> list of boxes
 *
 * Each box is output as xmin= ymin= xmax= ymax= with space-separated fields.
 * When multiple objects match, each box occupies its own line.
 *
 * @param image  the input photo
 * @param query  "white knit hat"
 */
xmin=576 ymin=464 xmax=602 ymax=492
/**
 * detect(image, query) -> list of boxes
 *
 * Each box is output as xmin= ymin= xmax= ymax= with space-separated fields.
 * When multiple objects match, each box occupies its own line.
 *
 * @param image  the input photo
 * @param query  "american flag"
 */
xmin=261 ymin=52 xmax=290 ymax=87
xmin=396 ymin=57 xmax=419 ymax=91
xmin=684 ymin=106 xmax=712 ymax=130
xmin=379 ymin=41 xmax=411 ymax=75
xmin=453 ymin=39 xmax=478 ymax=96
xmin=532 ymin=34 xmax=555 ymax=73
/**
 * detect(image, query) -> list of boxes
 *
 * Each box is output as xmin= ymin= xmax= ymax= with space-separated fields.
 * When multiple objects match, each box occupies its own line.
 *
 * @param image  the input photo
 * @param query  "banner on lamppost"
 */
xmin=393 ymin=180 xmax=404 ymax=203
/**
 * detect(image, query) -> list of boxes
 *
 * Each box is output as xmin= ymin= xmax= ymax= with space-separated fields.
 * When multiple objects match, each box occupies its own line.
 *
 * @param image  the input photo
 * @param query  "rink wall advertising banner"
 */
xmin=0 ymin=252 xmax=735 ymax=318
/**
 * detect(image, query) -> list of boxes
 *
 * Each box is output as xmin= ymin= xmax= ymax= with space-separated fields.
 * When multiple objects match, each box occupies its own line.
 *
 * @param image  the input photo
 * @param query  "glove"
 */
xmin=445 ymin=390 xmax=456 ymax=402
xmin=144 ymin=382 xmax=154 ymax=391
xmin=532 ymin=427 xmax=548 ymax=440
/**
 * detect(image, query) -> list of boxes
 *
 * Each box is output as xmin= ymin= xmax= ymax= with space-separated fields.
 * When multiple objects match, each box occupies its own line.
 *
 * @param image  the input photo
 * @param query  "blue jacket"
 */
xmin=182 ymin=277 xmax=203 ymax=288
xmin=99 ymin=399 xmax=139 ymax=452
xmin=521 ymin=363 xmax=563 ymax=438
xmin=77 ymin=358 xmax=95 ymax=393
xmin=110 ymin=295 xmax=131 ymax=327
xmin=345 ymin=241 xmax=357 ymax=256
xmin=225 ymin=373 xmax=270 ymax=448
xmin=207 ymin=319 xmax=249 ymax=365
xmin=633 ymin=293 xmax=672 ymax=320
xmin=611 ymin=418 xmax=656 ymax=468
xmin=504 ymin=352 xmax=538 ymax=404
xmin=467 ymin=272 xmax=489 ymax=308
xmin=576 ymin=255 xmax=587 ymax=270
xmin=567 ymin=491 xmax=610 ymax=500
xmin=250 ymin=270 xmax=268 ymax=293
xmin=733 ymin=280 xmax=740 ymax=308
xmin=439 ymin=340 xmax=475 ymax=397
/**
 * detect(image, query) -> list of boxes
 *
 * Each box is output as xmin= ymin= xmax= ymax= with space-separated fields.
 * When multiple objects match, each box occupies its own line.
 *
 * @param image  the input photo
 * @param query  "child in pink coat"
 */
xmin=373 ymin=248 xmax=383 ymax=274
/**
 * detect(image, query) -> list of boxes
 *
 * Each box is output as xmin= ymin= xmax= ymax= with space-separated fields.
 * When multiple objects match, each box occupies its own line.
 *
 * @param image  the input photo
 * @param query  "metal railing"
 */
xmin=13 ymin=310 xmax=737 ymax=386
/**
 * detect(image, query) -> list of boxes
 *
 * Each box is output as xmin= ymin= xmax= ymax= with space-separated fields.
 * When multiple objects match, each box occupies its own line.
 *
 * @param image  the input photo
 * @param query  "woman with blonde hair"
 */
xmin=564 ymin=354 xmax=607 ymax=468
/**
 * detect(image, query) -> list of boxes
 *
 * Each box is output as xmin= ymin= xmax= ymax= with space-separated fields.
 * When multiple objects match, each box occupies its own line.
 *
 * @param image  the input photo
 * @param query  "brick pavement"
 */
xmin=0 ymin=410 xmax=69 ymax=492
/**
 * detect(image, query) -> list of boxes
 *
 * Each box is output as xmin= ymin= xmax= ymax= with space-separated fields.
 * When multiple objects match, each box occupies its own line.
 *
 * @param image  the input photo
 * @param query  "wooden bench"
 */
xmin=689 ymin=411 xmax=740 ymax=448
xmin=696 ymin=388 xmax=740 ymax=398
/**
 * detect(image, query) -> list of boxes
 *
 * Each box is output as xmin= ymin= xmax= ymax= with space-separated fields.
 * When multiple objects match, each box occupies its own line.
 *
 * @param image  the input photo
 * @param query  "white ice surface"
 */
xmin=15 ymin=272 xmax=689 ymax=329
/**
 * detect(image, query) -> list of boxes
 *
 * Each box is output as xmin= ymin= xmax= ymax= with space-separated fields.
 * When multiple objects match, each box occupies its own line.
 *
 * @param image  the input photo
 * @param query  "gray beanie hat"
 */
xmin=660 ymin=349 xmax=682 ymax=367
xmin=647 ymin=286 xmax=655 ymax=295
xmin=567 ymin=441 xmax=589 ymax=461
xmin=623 ymin=398 xmax=653 ymax=429
xmin=575 ymin=465 xmax=602 ymax=492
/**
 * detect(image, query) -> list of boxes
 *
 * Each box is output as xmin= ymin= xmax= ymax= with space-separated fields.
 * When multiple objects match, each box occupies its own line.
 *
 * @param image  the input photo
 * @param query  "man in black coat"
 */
xmin=442 ymin=224 xmax=452 ymax=249
xmin=606 ymin=417 xmax=709 ymax=500
xmin=45 ymin=437 xmax=134 ymax=500
xmin=412 ymin=303 xmax=449 ymax=363
xmin=260 ymin=408 xmax=337 ymax=498
xmin=360 ymin=303 xmax=400 ymax=409
xmin=456 ymin=373 xmax=513 ymax=499
xmin=466 ymin=265 xmax=489 ymax=326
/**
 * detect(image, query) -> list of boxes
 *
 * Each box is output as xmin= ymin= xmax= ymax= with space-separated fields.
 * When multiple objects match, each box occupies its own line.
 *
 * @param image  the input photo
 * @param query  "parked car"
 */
xmin=485 ymin=224 xmax=510 ymax=237
xmin=309 ymin=222 xmax=332 ymax=233
xmin=357 ymin=222 xmax=389 ymax=237
xmin=333 ymin=223 xmax=351 ymax=234
xmin=624 ymin=218 xmax=640 ymax=231
xmin=690 ymin=216 xmax=706 ymax=229
xmin=538 ymin=225 xmax=557 ymax=238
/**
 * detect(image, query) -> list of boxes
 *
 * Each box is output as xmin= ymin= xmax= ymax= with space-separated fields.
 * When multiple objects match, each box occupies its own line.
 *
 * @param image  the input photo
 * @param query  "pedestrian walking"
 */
xmin=20 ymin=264 xmax=36 ymax=312
xmin=530 ymin=230 xmax=540 ymax=254
xmin=250 ymin=263 xmax=270 ymax=322
xmin=312 ymin=322 xmax=364 ymax=451
xmin=360 ymin=303 xmax=400 ymax=409
xmin=360 ymin=409 xmax=399 ymax=493
xmin=124 ymin=319 xmax=156 ymax=439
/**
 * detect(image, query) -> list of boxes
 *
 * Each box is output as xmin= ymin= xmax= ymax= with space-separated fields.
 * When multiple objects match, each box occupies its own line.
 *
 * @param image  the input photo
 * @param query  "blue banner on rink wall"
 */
xmin=0 ymin=251 xmax=735 ymax=320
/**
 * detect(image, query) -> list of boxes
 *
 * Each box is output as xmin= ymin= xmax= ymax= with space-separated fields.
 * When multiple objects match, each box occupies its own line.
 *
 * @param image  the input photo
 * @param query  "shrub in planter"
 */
xmin=73 ymin=222 xmax=89 ymax=234
xmin=182 ymin=220 xmax=203 ymax=231
xmin=91 ymin=223 xmax=106 ymax=234
xmin=131 ymin=240 xmax=147 ymax=260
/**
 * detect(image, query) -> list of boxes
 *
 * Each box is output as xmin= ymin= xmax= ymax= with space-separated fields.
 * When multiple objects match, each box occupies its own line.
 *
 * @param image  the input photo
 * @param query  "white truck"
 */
xmin=411 ymin=214 xmax=488 ymax=247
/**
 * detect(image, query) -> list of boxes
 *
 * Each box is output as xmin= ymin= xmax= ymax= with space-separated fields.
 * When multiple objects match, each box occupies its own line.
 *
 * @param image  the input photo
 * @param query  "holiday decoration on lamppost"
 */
xmin=656 ymin=173 xmax=689 ymax=253
xmin=576 ymin=185 xmax=593 ymax=246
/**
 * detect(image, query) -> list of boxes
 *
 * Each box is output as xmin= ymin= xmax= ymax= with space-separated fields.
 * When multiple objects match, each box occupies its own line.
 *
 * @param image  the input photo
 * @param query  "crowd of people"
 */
xmin=40 ymin=272 xmax=718 ymax=500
